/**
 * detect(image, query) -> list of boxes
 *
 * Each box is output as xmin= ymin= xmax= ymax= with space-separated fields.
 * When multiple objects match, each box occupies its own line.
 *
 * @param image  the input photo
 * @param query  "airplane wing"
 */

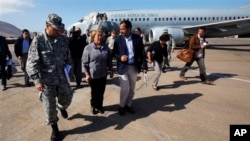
xmin=183 ymin=18 xmax=250 ymax=37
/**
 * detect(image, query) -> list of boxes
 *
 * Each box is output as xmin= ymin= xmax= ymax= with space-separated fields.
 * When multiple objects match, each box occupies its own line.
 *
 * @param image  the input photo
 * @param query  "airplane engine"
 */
xmin=148 ymin=27 xmax=184 ymax=44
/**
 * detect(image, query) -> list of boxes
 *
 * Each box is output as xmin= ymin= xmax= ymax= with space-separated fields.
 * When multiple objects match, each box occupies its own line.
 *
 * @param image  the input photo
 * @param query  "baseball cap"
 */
xmin=46 ymin=13 xmax=65 ymax=30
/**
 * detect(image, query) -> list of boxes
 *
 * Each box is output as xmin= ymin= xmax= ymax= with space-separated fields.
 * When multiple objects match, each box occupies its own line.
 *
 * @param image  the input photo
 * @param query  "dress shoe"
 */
xmin=60 ymin=109 xmax=68 ymax=119
xmin=98 ymin=108 xmax=105 ymax=114
xmin=2 ymin=86 xmax=7 ymax=91
xmin=118 ymin=106 xmax=126 ymax=116
xmin=152 ymin=85 xmax=158 ymax=91
xmin=202 ymin=80 xmax=213 ymax=85
xmin=125 ymin=105 xmax=135 ymax=114
xmin=91 ymin=107 xmax=99 ymax=115
xmin=51 ymin=124 xmax=60 ymax=141
xmin=179 ymin=76 xmax=187 ymax=80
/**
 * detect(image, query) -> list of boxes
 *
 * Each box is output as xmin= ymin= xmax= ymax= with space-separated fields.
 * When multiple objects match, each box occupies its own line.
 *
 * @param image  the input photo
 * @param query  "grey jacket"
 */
xmin=26 ymin=31 xmax=73 ymax=85
xmin=82 ymin=42 xmax=112 ymax=79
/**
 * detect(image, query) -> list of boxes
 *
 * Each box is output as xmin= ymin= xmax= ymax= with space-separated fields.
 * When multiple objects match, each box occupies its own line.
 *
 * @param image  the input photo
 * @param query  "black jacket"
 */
xmin=113 ymin=33 xmax=148 ymax=74
xmin=0 ymin=36 xmax=12 ymax=62
xmin=69 ymin=35 xmax=86 ymax=59
xmin=14 ymin=36 xmax=32 ymax=57
xmin=147 ymin=41 xmax=168 ymax=64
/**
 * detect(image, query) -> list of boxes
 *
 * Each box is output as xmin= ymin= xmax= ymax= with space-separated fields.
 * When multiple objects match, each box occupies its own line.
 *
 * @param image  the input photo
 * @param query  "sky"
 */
xmin=0 ymin=0 xmax=250 ymax=32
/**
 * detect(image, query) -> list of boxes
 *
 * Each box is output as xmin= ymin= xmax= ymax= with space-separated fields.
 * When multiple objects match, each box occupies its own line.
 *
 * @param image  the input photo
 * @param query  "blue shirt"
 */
xmin=124 ymin=35 xmax=134 ymax=64
xmin=22 ymin=39 xmax=30 ymax=53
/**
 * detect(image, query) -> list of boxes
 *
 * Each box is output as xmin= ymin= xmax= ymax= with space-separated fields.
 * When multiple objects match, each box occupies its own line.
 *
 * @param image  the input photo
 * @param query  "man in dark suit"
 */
xmin=113 ymin=20 xmax=148 ymax=116
xmin=14 ymin=29 xmax=32 ymax=86
xmin=0 ymin=36 xmax=12 ymax=91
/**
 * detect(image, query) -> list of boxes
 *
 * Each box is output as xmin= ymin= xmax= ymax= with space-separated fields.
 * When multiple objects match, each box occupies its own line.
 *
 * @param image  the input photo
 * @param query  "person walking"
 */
xmin=162 ymin=29 xmax=176 ymax=71
xmin=26 ymin=13 xmax=73 ymax=141
xmin=147 ymin=34 xmax=169 ymax=90
xmin=179 ymin=26 xmax=212 ymax=84
xmin=82 ymin=29 xmax=113 ymax=114
xmin=69 ymin=26 xmax=87 ymax=88
xmin=0 ymin=36 xmax=12 ymax=91
xmin=14 ymin=29 xmax=32 ymax=86
xmin=113 ymin=20 xmax=148 ymax=116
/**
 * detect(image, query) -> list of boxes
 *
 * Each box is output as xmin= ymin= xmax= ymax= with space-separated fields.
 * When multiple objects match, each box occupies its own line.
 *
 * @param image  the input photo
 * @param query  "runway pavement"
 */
xmin=0 ymin=38 xmax=250 ymax=141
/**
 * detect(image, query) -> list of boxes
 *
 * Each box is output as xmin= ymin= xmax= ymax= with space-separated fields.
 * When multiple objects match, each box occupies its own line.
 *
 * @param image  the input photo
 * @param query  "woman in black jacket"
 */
xmin=147 ymin=34 xmax=169 ymax=90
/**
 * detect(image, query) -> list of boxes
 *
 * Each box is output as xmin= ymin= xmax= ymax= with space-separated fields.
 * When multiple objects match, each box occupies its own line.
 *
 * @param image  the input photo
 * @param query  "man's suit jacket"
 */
xmin=14 ymin=36 xmax=32 ymax=57
xmin=113 ymin=33 xmax=148 ymax=75
xmin=189 ymin=34 xmax=206 ymax=58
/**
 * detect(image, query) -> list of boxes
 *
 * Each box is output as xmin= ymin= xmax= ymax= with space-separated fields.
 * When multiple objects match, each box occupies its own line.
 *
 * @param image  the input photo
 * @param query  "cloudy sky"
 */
xmin=0 ymin=0 xmax=249 ymax=32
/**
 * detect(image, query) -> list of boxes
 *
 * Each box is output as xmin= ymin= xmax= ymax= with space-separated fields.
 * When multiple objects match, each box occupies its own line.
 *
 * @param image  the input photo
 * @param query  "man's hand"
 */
xmin=35 ymin=83 xmax=44 ymax=91
xmin=121 ymin=55 xmax=128 ymax=62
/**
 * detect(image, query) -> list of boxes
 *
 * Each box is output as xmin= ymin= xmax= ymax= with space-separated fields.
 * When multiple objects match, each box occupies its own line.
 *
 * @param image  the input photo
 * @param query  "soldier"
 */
xmin=162 ymin=29 xmax=176 ymax=71
xmin=26 ymin=13 xmax=73 ymax=141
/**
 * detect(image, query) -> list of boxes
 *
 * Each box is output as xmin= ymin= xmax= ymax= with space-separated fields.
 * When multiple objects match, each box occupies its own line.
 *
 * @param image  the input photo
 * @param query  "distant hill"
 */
xmin=0 ymin=21 xmax=21 ymax=38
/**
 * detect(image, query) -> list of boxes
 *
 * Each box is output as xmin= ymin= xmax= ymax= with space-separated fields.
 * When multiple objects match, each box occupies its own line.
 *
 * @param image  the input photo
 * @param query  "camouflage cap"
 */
xmin=46 ymin=13 xmax=64 ymax=30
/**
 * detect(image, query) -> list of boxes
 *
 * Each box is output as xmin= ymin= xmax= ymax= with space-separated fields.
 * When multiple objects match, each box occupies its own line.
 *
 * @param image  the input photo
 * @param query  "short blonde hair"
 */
xmin=90 ymin=30 xmax=103 ymax=42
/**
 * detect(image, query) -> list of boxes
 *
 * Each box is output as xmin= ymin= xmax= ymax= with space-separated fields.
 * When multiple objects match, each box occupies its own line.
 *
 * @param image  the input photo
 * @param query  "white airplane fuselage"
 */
xmin=68 ymin=6 xmax=250 ymax=44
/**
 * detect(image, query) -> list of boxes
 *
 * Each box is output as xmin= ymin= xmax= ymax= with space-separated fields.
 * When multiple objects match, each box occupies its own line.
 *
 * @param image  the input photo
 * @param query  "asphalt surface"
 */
xmin=0 ymin=38 xmax=250 ymax=141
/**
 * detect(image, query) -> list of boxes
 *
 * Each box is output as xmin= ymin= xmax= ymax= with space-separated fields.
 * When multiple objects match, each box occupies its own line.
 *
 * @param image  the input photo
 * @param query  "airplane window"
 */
xmin=155 ymin=18 xmax=157 ymax=21
xmin=119 ymin=18 xmax=121 ymax=21
xmin=170 ymin=17 xmax=172 ymax=21
xmin=179 ymin=17 xmax=181 ymax=21
xmin=131 ymin=18 xmax=133 ymax=21
xmin=225 ymin=17 xmax=227 ymax=20
xmin=204 ymin=17 xmax=207 ymax=20
xmin=135 ymin=18 xmax=137 ymax=21
xmin=242 ymin=16 xmax=244 ymax=19
xmin=174 ymin=17 xmax=176 ymax=20
xmin=147 ymin=18 xmax=149 ymax=21
xmin=238 ymin=16 xmax=240 ymax=19
xmin=143 ymin=18 xmax=145 ymax=21
xmin=139 ymin=18 xmax=141 ymax=21
xmin=192 ymin=17 xmax=194 ymax=21
xmin=229 ymin=17 xmax=231 ymax=20
xmin=200 ymin=17 xmax=203 ymax=20
xmin=188 ymin=17 xmax=190 ymax=20
xmin=115 ymin=19 xmax=117 ymax=21
xmin=212 ymin=17 xmax=215 ymax=20
xmin=183 ymin=17 xmax=186 ymax=21
xmin=217 ymin=17 xmax=219 ymax=20
xmin=196 ymin=17 xmax=199 ymax=20
xmin=158 ymin=18 xmax=161 ymax=21
xmin=162 ymin=18 xmax=164 ymax=21
xmin=166 ymin=17 xmax=168 ymax=21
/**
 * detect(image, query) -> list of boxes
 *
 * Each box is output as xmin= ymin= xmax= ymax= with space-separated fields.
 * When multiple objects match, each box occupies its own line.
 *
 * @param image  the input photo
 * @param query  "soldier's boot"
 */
xmin=51 ymin=124 xmax=60 ymax=141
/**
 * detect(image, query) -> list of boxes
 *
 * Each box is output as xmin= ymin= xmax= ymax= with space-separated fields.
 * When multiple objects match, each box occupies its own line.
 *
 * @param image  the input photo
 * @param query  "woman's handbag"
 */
xmin=176 ymin=40 xmax=193 ymax=63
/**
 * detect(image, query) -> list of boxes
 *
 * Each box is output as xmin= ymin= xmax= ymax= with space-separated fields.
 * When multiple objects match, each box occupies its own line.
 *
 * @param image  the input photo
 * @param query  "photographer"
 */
xmin=69 ymin=26 xmax=87 ymax=88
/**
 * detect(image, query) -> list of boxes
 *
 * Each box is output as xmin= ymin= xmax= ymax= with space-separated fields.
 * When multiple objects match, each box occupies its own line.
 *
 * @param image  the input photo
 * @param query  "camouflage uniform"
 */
xmin=26 ymin=31 xmax=73 ymax=125
xmin=165 ymin=34 xmax=176 ymax=66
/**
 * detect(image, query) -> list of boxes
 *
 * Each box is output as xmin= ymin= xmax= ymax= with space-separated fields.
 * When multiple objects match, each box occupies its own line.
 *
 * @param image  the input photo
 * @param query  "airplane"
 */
xmin=67 ymin=4 xmax=250 ymax=44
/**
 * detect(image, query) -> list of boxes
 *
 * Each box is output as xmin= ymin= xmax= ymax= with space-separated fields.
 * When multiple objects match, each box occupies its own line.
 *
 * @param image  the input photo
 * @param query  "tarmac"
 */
xmin=0 ymin=38 xmax=250 ymax=141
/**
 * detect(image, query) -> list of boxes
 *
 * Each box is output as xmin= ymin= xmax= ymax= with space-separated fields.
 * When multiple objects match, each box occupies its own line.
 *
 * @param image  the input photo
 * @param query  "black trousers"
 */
xmin=89 ymin=77 xmax=107 ymax=109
